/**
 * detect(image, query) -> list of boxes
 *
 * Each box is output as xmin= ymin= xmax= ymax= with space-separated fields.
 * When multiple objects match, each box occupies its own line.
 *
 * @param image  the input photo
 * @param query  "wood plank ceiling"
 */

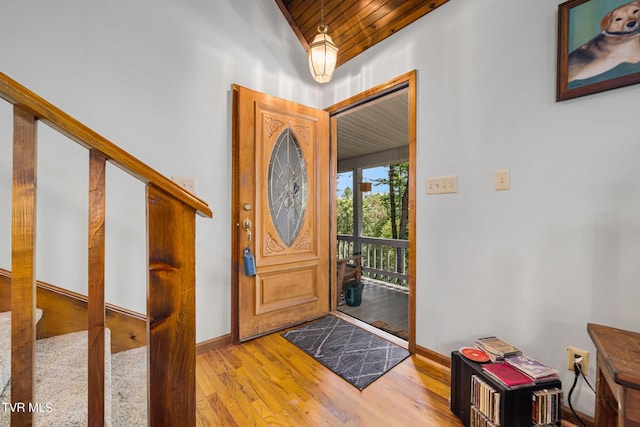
xmin=275 ymin=0 xmax=450 ymax=67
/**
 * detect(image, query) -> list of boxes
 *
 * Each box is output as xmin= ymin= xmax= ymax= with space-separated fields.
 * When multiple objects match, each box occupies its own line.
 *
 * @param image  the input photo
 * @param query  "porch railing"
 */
xmin=1 ymin=71 xmax=212 ymax=426
xmin=337 ymin=234 xmax=408 ymax=286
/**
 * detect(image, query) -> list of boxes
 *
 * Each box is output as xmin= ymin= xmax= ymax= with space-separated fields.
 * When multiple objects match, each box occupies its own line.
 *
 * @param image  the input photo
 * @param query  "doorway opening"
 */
xmin=326 ymin=71 xmax=416 ymax=351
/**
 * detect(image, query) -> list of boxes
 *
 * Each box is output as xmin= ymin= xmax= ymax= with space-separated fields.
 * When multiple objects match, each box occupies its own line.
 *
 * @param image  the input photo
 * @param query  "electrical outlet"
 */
xmin=172 ymin=176 xmax=198 ymax=195
xmin=567 ymin=346 xmax=589 ymax=374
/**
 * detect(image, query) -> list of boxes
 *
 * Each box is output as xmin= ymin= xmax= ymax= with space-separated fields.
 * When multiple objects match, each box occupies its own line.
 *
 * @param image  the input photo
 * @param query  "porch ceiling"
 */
xmin=336 ymin=88 xmax=408 ymax=169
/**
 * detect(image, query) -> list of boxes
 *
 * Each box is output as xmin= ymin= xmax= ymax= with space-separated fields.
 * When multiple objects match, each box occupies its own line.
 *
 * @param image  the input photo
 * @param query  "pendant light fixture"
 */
xmin=308 ymin=0 xmax=338 ymax=83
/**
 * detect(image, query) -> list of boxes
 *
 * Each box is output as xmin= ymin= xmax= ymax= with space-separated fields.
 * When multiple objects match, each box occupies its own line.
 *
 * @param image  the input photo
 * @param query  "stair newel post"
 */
xmin=146 ymin=184 xmax=197 ymax=426
xmin=88 ymin=150 xmax=107 ymax=427
xmin=11 ymin=105 xmax=38 ymax=427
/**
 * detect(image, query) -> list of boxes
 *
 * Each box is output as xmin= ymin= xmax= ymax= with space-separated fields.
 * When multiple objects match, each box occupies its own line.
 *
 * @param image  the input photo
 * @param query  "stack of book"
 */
xmin=504 ymin=354 xmax=559 ymax=382
xmin=475 ymin=336 xmax=522 ymax=362
xmin=481 ymin=361 xmax=534 ymax=388
xmin=474 ymin=337 xmax=559 ymax=388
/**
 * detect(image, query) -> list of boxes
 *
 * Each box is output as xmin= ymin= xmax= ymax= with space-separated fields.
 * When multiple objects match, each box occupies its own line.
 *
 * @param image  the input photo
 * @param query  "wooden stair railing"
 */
xmin=1 ymin=72 xmax=213 ymax=427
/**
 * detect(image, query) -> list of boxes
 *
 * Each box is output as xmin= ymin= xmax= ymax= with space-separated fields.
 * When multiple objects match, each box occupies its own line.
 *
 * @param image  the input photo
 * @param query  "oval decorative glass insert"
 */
xmin=268 ymin=127 xmax=308 ymax=247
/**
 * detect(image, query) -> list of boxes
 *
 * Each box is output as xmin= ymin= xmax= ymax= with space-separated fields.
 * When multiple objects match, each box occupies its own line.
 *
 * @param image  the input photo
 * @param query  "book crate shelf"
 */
xmin=450 ymin=351 xmax=563 ymax=426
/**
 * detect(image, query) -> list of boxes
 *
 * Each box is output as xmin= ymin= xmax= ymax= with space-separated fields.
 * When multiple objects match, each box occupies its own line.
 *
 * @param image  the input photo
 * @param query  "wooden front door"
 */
xmin=232 ymin=85 xmax=330 ymax=341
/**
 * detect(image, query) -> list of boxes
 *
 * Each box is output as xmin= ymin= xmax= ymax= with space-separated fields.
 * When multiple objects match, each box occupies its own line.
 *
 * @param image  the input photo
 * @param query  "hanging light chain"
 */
xmin=320 ymin=0 xmax=325 ymax=26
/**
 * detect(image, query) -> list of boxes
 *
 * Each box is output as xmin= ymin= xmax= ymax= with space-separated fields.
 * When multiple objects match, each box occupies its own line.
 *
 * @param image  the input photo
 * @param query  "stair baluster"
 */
xmin=10 ymin=105 xmax=38 ymax=427
xmin=88 ymin=150 xmax=107 ymax=426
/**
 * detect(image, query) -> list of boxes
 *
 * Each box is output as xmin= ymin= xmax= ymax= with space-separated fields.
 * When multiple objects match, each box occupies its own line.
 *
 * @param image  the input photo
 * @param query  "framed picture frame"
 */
xmin=557 ymin=0 xmax=640 ymax=101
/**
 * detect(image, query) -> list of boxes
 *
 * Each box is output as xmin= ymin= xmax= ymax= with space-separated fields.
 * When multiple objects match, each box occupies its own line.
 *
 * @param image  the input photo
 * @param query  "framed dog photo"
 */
xmin=557 ymin=0 xmax=640 ymax=101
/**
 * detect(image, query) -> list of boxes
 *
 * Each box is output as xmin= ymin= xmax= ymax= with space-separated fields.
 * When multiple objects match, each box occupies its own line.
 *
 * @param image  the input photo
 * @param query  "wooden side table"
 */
xmin=587 ymin=323 xmax=640 ymax=427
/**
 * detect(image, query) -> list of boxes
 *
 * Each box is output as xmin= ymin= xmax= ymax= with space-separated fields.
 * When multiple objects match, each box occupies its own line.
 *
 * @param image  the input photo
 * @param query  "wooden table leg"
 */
xmin=595 ymin=355 xmax=620 ymax=427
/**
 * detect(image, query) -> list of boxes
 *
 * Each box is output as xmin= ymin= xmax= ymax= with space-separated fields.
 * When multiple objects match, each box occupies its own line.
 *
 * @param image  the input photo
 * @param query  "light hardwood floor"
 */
xmin=195 ymin=330 xmax=462 ymax=426
xmin=195 ymin=326 xmax=582 ymax=426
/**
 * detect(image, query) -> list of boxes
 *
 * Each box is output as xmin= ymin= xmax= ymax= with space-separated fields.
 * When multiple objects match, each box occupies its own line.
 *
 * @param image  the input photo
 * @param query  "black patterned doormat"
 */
xmin=281 ymin=316 xmax=410 ymax=390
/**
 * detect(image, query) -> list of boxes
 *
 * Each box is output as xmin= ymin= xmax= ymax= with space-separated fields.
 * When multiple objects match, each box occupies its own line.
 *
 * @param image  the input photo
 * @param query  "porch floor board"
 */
xmin=338 ymin=279 xmax=408 ymax=339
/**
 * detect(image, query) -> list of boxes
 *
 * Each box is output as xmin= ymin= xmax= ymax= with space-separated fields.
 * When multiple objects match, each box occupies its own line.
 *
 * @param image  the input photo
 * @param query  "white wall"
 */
xmin=0 ymin=0 xmax=320 ymax=341
xmin=324 ymin=0 xmax=640 ymax=416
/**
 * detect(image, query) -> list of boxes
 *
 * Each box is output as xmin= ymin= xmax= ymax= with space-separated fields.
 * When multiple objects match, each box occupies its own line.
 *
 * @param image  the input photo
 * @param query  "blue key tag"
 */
xmin=243 ymin=247 xmax=256 ymax=277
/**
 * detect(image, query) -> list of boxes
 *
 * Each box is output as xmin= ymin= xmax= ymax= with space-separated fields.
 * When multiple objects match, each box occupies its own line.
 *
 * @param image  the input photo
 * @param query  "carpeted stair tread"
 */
xmin=0 ymin=309 xmax=43 ymax=396
xmin=111 ymin=346 xmax=147 ymax=426
xmin=0 ymin=329 xmax=112 ymax=427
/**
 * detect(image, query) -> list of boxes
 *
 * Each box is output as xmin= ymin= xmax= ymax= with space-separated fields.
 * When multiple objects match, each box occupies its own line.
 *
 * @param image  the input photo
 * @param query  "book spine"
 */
xmin=471 ymin=375 xmax=500 ymax=426
xmin=531 ymin=388 xmax=563 ymax=425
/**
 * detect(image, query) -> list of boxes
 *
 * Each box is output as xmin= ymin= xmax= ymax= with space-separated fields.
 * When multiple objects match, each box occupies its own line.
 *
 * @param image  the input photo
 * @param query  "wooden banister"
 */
xmin=3 ymin=71 xmax=212 ymax=426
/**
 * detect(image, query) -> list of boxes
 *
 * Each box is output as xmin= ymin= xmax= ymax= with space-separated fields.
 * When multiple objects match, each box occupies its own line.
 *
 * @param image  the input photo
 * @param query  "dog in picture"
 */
xmin=568 ymin=0 xmax=640 ymax=82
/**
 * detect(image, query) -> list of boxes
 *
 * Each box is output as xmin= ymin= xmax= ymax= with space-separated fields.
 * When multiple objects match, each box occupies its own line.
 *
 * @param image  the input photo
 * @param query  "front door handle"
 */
xmin=243 ymin=218 xmax=252 ymax=247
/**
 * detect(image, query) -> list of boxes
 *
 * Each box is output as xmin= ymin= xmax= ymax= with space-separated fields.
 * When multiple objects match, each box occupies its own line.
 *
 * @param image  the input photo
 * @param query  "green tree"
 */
xmin=337 ymin=186 xmax=353 ymax=235
xmin=371 ymin=162 xmax=409 ymax=282
xmin=372 ymin=162 xmax=409 ymax=240
xmin=362 ymin=193 xmax=390 ymax=238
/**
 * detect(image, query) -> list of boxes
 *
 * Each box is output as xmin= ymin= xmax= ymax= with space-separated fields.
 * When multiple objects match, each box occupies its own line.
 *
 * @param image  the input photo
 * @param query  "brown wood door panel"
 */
xmin=233 ymin=85 xmax=329 ymax=341
xmin=255 ymin=263 xmax=320 ymax=315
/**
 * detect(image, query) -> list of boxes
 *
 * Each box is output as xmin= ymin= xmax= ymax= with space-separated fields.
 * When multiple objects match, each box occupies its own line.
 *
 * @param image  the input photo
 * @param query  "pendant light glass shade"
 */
xmin=308 ymin=24 xmax=338 ymax=83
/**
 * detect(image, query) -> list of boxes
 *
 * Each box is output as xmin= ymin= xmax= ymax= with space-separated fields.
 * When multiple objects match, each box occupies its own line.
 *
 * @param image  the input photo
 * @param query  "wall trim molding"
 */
xmin=415 ymin=344 xmax=450 ymax=368
xmin=563 ymin=407 xmax=594 ymax=427
xmin=0 ymin=268 xmax=146 ymax=353
xmin=196 ymin=334 xmax=233 ymax=355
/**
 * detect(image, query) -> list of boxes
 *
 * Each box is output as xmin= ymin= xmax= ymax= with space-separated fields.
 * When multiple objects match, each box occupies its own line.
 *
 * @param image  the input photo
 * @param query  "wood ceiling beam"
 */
xmin=275 ymin=0 xmax=309 ymax=51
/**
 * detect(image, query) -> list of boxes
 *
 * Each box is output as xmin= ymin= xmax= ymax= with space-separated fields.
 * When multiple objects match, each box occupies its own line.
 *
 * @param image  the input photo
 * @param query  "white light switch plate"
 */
xmin=494 ymin=169 xmax=510 ymax=191
xmin=427 ymin=176 xmax=457 ymax=194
